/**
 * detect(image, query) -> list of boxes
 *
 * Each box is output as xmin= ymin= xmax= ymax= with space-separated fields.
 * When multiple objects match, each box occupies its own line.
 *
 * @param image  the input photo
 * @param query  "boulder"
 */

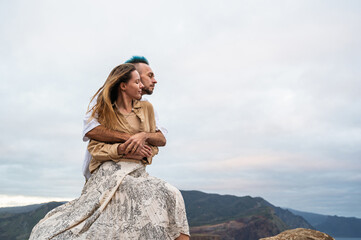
xmin=259 ymin=228 xmax=334 ymax=240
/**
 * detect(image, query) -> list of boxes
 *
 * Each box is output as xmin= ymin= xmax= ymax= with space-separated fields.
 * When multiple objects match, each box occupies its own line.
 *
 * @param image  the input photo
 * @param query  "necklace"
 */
xmin=123 ymin=111 xmax=134 ymax=118
xmin=114 ymin=102 xmax=133 ymax=117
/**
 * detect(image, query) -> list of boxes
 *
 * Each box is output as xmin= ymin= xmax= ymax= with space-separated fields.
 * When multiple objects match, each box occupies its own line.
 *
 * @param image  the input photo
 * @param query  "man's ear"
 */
xmin=120 ymin=82 xmax=127 ymax=91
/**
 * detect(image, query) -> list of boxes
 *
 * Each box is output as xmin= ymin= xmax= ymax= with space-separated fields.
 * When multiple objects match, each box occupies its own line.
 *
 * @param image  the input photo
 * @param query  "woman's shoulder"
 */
xmin=133 ymin=99 xmax=154 ymax=113
xmin=138 ymin=99 xmax=153 ymax=109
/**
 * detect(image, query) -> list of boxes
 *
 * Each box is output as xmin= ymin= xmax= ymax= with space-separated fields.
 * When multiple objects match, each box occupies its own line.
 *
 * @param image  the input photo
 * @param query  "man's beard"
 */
xmin=143 ymin=87 xmax=154 ymax=95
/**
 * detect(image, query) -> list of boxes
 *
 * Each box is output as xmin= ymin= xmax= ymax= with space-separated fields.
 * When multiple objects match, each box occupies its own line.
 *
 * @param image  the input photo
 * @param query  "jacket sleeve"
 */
xmin=87 ymin=140 xmax=122 ymax=162
xmin=145 ymin=146 xmax=158 ymax=165
xmin=88 ymin=139 xmax=158 ymax=164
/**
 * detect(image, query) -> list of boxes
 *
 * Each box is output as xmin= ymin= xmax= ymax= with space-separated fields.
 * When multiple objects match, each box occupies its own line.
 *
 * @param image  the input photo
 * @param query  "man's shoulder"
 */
xmin=140 ymin=97 xmax=153 ymax=107
xmin=140 ymin=96 xmax=149 ymax=102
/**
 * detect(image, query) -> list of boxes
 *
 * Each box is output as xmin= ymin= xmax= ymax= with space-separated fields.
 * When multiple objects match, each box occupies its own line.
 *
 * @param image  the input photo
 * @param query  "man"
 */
xmin=82 ymin=56 xmax=167 ymax=180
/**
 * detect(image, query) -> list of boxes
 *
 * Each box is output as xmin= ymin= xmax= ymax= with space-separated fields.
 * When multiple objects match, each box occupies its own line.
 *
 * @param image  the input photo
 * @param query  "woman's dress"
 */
xmin=29 ymin=101 xmax=189 ymax=239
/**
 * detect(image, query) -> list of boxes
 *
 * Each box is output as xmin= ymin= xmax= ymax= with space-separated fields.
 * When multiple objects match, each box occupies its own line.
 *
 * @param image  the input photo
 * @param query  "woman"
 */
xmin=30 ymin=63 xmax=190 ymax=239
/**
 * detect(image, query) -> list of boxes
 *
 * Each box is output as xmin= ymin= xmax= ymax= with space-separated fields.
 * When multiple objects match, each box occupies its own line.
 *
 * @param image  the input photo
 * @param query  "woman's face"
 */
xmin=123 ymin=70 xmax=143 ymax=100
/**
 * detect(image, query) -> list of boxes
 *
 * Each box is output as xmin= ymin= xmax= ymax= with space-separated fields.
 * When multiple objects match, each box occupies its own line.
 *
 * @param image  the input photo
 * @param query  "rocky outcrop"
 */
xmin=259 ymin=228 xmax=334 ymax=240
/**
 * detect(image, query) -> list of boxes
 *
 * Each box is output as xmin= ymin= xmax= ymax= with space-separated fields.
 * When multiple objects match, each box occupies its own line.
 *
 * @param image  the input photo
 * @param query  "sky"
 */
xmin=0 ymin=0 xmax=360 ymax=218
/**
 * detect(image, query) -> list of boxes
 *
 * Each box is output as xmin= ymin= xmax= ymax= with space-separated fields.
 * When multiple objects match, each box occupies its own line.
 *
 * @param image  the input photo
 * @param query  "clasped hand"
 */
xmin=118 ymin=132 xmax=152 ymax=159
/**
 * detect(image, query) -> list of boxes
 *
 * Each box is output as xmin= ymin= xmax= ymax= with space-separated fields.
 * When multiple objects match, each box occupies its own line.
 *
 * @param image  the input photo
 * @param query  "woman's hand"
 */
xmin=133 ymin=144 xmax=152 ymax=158
xmin=122 ymin=132 xmax=149 ymax=154
xmin=118 ymin=143 xmax=152 ymax=159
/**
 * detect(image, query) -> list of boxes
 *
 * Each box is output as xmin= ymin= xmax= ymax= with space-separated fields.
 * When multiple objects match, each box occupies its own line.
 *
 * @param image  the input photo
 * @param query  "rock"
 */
xmin=259 ymin=228 xmax=334 ymax=240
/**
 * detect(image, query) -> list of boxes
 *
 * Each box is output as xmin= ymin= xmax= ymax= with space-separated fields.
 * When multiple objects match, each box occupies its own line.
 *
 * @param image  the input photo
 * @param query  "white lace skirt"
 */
xmin=29 ymin=161 xmax=189 ymax=240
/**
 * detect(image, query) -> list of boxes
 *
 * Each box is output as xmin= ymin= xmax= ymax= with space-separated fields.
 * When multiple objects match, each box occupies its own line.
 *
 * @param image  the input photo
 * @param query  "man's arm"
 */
xmin=145 ymin=131 xmax=166 ymax=146
xmin=85 ymin=125 xmax=131 ymax=143
xmin=85 ymin=99 xmax=166 ymax=152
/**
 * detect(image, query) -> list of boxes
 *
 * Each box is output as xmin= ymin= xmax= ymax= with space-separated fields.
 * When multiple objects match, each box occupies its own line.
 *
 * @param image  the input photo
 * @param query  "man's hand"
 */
xmin=122 ymin=132 xmax=149 ymax=154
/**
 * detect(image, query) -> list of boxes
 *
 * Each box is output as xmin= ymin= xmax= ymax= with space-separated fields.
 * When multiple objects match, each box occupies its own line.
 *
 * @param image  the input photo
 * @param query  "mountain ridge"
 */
xmin=287 ymin=208 xmax=361 ymax=238
xmin=1 ymin=191 xmax=360 ymax=239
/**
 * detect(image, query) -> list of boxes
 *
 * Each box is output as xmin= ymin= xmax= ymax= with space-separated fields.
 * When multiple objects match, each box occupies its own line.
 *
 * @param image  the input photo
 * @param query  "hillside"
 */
xmin=0 ymin=202 xmax=65 ymax=240
xmin=182 ymin=190 xmax=312 ymax=239
xmin=0 ymin=203 xmax=46 ymax=214
xmin=0 ymin=191 xmax=324 ymax=240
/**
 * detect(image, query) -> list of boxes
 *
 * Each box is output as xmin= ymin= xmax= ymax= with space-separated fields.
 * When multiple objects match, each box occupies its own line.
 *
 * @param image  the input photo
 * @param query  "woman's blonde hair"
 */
xmin=88 ymin=63 xmax=136 ymax=130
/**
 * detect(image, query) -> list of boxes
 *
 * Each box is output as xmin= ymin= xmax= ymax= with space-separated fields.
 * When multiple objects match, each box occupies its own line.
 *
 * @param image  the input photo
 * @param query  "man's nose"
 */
xmin=152 ymin=77 xmax=157 ymax=84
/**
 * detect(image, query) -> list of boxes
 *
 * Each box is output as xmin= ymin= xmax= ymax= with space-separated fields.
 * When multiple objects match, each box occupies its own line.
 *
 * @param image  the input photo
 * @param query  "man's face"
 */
xmin=138 ymin=63 xmax=157 ymax=95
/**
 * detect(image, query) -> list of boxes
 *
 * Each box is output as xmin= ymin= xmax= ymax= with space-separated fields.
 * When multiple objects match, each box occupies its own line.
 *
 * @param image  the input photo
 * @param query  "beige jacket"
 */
xmin=87 ymin=100 xmax=159 ymax=173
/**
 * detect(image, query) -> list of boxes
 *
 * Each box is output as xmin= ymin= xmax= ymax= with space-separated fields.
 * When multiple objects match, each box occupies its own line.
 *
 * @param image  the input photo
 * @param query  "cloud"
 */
xmin=0 ymin=194 xmax=73 ymax=208
xmin=197 ymin=151 xmax=361 ymax=173
xmin=0 ymin=0 xmax=361 ymax=218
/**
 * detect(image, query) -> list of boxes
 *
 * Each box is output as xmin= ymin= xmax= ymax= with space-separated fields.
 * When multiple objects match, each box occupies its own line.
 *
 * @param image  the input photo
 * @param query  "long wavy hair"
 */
xmin=88 ymin=63 xmax=136 ymax=130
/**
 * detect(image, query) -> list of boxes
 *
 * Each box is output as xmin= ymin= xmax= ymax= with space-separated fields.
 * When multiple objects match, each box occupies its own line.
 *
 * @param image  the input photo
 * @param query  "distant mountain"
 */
xmin=288 ymin=208 xmax=361 ymax=237
xmin=271 ymin=206 xmax=314 ymax=230
xmin=287 ymin=209 xmax=328 ymax=226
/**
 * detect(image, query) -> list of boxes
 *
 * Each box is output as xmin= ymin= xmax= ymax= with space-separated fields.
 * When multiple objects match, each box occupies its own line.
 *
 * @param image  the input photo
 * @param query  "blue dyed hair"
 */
xmin=125 ymin=56 xmax=149 ymax=65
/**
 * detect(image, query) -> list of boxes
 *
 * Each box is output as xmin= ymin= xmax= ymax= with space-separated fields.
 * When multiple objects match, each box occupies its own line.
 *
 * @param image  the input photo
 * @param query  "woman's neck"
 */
xmin=116 ymin=93 xmax=133 ymax=114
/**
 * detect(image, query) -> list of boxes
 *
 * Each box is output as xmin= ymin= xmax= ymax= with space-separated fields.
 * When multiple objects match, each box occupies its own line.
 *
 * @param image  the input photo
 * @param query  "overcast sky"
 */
xmin=1 ymin=0 xmax=360 ymax=218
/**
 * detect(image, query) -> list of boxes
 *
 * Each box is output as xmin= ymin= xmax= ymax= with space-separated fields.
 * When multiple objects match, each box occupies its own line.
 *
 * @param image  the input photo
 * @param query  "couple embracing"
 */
xmin=30 ymin=56 xmax=190 ymax=240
